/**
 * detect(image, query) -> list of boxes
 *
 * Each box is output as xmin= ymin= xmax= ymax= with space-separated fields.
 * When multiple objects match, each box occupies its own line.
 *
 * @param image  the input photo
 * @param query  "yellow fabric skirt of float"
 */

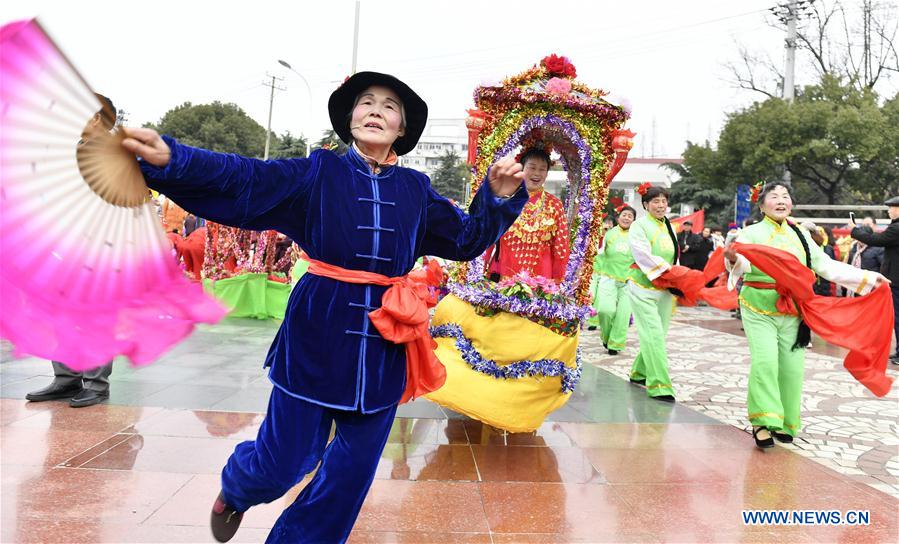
xmin=425 ymin=294 xmax=579 ymax=433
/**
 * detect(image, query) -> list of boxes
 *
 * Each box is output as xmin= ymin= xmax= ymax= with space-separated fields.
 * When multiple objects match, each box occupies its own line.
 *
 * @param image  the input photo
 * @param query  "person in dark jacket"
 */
xmin=847 ymin=228 xmax=885 ymax=273
xmin=676 ymin=220 xmax=700 ymax=269
xmin=851 ymin=197 xmax=899 ymax=363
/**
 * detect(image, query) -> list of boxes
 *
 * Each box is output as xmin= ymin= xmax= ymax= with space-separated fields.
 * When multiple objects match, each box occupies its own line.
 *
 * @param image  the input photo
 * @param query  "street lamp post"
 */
xmin=278 ymin=59 xmax=313 ymax=158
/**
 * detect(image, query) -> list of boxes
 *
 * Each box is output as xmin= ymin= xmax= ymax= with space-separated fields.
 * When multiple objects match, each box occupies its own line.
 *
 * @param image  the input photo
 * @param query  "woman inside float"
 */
xmin=592 ymin=205 xmax=636 ymax=355
xmin=123 ymin=72 xmax=527 ymax=543
xmin=627 ymin=184 xmax=680 ymax=402
xmin=424 ymin=145 xmax=578 ymax=434
xmin=486 ymin=146 xmax=570 ymax=283
xmin=724 ymin=182 xmax=888 ymax=449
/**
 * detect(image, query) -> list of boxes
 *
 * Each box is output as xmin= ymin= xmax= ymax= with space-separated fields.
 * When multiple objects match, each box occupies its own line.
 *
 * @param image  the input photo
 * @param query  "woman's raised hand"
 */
xmin=121 ymin=127 xmax=171 ymax=168
xmin=488 ymin=157 xmax=524 ymax=198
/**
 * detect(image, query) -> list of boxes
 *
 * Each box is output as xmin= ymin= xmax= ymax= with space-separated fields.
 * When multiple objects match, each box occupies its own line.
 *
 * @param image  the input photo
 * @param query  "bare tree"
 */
xmin=725 ymin=0 xmax=899 ymax=97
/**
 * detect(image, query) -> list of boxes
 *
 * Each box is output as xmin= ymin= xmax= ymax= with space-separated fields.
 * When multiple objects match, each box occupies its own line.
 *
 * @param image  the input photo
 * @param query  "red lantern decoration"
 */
xmin=606 ymin=129 xmax=636 ymax=184
xmin=465 ymin=109 xmax=491 ymax=166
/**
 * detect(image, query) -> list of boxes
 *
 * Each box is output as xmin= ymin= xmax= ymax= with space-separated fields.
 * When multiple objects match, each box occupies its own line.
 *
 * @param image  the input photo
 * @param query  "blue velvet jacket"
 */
xmin=141 ymin=139 xmax=527 ymax=413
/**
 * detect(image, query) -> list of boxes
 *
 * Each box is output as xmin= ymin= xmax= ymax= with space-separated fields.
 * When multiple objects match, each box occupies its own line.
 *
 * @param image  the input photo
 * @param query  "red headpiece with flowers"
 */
xmin=514 ymin=128 xmax=556 ymax=165
xmin=615 ymin=204 xmax=629 ymax=213
xmin=636 ymin=182 xmax=652 ymax=196
xmin=749 ymin=181 xmax=765 ymax=203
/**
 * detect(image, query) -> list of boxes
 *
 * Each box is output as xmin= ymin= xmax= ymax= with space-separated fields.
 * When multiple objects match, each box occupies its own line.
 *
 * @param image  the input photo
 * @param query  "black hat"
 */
xmin=885 ymin=196 xmax=899 ymax=207
xmin=328 ymin=71 xmax=428 ymax=156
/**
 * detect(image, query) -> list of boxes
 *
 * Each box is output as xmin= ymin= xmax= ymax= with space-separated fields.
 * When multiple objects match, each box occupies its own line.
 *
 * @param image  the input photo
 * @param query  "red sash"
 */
xmin=305 ymin=258 xmax=446 ymax=403
xmin=742 ymin=281 xmax=798 ymax=315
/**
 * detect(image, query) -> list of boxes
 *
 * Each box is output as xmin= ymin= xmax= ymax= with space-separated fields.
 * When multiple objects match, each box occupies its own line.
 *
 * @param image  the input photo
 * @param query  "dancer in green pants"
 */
xmin=726 ymin=182 xmax=885 ymax=449
xmin=592 ymin=206 xmax=636 ymax=354
xmin=628 ymin=186 xmax=680 ymax=402
xmin=587 ymin=216 xmax=614 ymax=329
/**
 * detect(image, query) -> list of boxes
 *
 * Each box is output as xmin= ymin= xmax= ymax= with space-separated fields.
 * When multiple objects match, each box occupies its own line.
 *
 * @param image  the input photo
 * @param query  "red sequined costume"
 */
xmin=487 ymin=189 xmax=570 ymax=281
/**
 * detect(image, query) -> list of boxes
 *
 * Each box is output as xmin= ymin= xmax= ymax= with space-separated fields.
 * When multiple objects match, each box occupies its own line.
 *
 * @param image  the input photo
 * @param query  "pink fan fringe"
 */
xmin=0 ymin=270 xmax=226 ymax=371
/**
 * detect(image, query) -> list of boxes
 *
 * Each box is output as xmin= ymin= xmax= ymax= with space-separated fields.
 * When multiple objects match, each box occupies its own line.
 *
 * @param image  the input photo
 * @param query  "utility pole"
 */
xmin=773 ymin=0 xmax=802 ymax=185
xmin=262 ymin=73 xmax=285 ymax=160
xmin=351 ymin=0 xmax=361 ymax=74
xmin=783 ymin=0 xmax=798 ymax=103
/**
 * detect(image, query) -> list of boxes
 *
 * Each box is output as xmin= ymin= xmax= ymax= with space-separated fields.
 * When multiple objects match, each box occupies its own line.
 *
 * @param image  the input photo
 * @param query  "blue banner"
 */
xmin=735 ymin=184 xmax=751 ymax=226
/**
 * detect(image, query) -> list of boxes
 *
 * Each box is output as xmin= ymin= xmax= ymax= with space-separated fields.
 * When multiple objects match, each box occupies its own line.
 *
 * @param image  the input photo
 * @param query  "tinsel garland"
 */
xmin=430 ymin=323 xmax=582 ymax=393
xmin=448 ymin=282 xmax=591 ymax=323
xmin=450 ymin=56 xmax=631 ymax=314
xmin=274 ymin=242 xmax=295 ymax=272
xmin=201 ymin=223 xmax=293 ymax=280
xmin=460 ymin=110 xmax=610 ymax=306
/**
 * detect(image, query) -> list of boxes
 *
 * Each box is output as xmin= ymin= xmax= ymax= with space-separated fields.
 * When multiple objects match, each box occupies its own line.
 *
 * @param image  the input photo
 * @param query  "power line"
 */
xmin=383 ymin=7 xmax=772 ymax=69
xmin=262 ymin=73 xmax=286 ymax=160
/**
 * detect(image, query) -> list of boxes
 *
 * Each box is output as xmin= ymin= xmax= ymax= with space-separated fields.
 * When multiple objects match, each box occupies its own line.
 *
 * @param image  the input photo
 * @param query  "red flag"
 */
xmin=670 ymin=210 xmax=705 ymax=233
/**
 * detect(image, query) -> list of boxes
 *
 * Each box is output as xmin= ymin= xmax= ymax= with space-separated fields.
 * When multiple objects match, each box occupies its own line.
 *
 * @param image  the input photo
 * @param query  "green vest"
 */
xmin=597 ymin=226 xmax=634 ymax=283
xmin=737 ymin=216 xmax=822 ymax=315
xmin=629 ymin=215 xmax=676 ymax=289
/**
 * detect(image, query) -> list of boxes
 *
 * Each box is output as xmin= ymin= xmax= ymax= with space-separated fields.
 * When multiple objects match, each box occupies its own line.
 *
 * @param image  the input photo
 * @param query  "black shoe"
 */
xmin=629 ymin=377 xmax=646 ymax=386
xmin=69 ymin=389 xmax=109 ymax=408
xmin=772 ymin=431 xmax=793 ymax=443
xmin=753 ymin=427 xmax=775 ymax=449
xmin=608 ymin=349 xmax=619 ymax=356
xmin=587 ymin=326 xmax=597 ymax=331
xmin=25 ymin=382 xmax=82 ymax=402
xmin=890 ymin=353 xmax=899 ymax=365
xmin=652 ymin=394 xmax=676 ymax=403
xmin=211 ymin=492 xmax=244 ymax=543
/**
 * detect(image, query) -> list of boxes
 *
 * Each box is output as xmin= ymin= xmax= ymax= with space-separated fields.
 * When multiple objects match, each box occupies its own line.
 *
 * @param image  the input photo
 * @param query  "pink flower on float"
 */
xmin=545 ymin=77 xmax=572 ymax=95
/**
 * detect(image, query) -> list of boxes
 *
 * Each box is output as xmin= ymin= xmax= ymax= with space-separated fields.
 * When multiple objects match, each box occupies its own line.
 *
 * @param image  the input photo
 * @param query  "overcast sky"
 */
xmin=3 ymin=0 xmax=882 ymax=158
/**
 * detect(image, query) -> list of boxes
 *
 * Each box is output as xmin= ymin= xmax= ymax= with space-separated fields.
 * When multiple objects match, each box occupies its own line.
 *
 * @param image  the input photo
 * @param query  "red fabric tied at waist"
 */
xmin=732 ymin=242 xmax=893 ymax=398
xmin=305 ymin=258 xmax=447 ymax=404
xmin=741 ymin=281 xmax=798 ymax=315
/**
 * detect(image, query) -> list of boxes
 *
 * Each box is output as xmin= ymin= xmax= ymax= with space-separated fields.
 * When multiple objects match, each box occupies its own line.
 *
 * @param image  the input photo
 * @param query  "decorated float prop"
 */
xmin=0 ymin=19 xmax=225 ymax=370
xmin=200 ymin=224 xmax=297 ymax=320
xmin=425 ymin=55 xmax=634 ymax=432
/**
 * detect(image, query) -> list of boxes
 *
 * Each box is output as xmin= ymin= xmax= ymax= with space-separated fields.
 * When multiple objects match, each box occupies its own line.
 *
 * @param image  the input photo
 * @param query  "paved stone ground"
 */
xmin=583 ymin=305 xmax=899 ymax=499
xmin=2 ymin=313 xmax=898 ymax=542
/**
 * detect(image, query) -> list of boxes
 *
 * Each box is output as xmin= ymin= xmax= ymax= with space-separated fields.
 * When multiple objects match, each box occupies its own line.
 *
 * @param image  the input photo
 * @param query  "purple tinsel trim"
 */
xmin=486 ymin=114 xmax=593 ymax=296
xmin=448 ymin=283 xmax=591 ymax=322
xmin=431 ymin=323 xmax=582 ymax=393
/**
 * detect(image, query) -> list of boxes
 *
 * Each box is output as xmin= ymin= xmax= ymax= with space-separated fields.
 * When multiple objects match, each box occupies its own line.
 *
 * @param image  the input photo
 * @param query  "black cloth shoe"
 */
xmin=772 ymin=431 xmax=793 ymax=443
xmin=25 ymin=382 xmax=82 ymax=402
xmin=211 ymin=492 xmax=244 ymax=543
xmin=69 ymin=388 xmax=109 ymax=408
xmin=587 ymin=325 xmax=597 ymax=331
xmin=890 ymin=353 xmax=899 ymax=365
xmin=753 ymin=427 xmax=775 ymax=449
xmin=652 ymin=394 xmax=676 ymax=403
xmin=608 ymin=349 xmax=619 ymax=356
xmin=629 ymin=377 xmax=646 ymax=386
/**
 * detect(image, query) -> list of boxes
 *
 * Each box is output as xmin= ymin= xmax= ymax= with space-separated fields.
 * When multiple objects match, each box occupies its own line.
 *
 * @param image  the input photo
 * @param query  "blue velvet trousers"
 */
xmin=221 ymin=386 xmax=397 ymax=543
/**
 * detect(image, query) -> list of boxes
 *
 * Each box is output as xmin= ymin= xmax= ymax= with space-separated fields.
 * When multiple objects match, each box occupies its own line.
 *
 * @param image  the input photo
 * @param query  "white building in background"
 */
xmin=546 ymin=157 xmax=684 ymax=217
xmin=398 ymin=118 xmax=468 ymax=176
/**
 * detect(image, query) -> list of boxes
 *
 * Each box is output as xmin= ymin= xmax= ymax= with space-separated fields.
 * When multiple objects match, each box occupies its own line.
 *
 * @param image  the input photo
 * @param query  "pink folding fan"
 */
xmin=0 ymin=19 xmax=225 ymax=370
